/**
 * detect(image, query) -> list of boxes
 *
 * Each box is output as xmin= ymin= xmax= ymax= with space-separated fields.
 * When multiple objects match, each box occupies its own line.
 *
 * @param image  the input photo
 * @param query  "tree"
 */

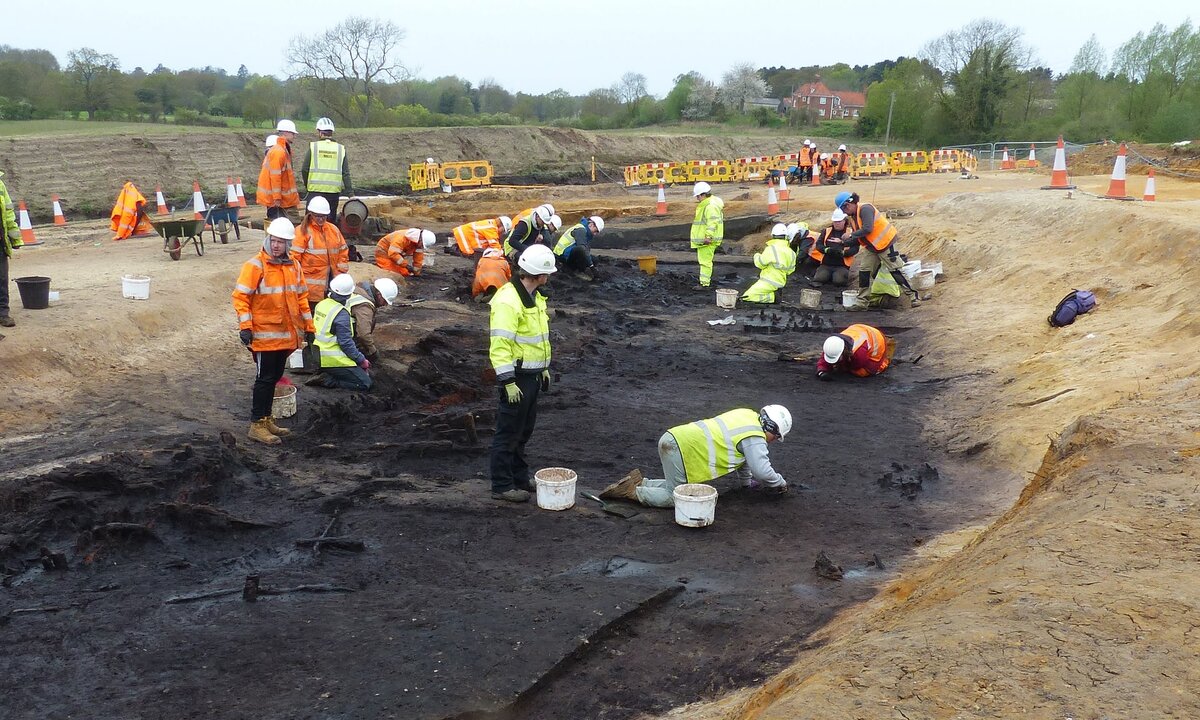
xmin=682 ymin=72 xmax=718 ymax=119
xmin=66 ymin=47 xmax=120 ymax=119
xmin=287 ymin=16 xmax=407 ymax=127
xmin=719 ymin=63 xmax=769 ymax=113
xmin=662 ymin=73 xmax=695 ymax=121
xmin=1060 ymin=35 xmax=1107 ymax=120
xmin=858 ymin=59 xmax=940 ymax=144
xmin=615 ymin=72 xmax=647 ymax=106
xmin=921 ymin=19 xmax=1029 ymax=138
xmin=242 ymin=76 xmax=282 ymax=128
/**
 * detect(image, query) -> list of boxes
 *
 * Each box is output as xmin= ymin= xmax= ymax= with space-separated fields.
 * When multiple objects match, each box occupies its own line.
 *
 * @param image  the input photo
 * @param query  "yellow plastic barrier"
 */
xmin=928 ymin=149 xmax=962 ymax=173
xmin=852 ymin=152 xmax=890 ymax=178
xmin=890 ymin=151 xmax=930 ymax=175
xmin=440 ymin=160 xmax=493 ymax=189
xmin=638 ymin=162 xmax=688 ymax=185
xmin=685 ymin=160 xmax=735 ymax=183
xmin=774 ymin=152 xmax=800 ymax=170
xmin=624 ymin=165 xmax=641 ymax=187
xmin=732 ymin=156 xmax=775 ymax=182
xmin=961 ymin=152 xmax=978 ymax=173
xmin=408 ymin=161 xmax=442 ymax=192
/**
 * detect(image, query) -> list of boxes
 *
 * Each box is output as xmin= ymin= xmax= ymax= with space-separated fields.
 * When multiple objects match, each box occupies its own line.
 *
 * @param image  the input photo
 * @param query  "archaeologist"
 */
xmin=742 ymin=223 xmax=797 ymax=304
xmin=809 ymin=209 xmax=857 ymax=287
xmin=348 ymin=277 xmax=398 ymax=362
xmin=291 ymin=195 xmax=350 ymax=308
xmin=837 ymin=191 xmax=914 ymax=302
xmin=818 ymin=324 xmax=893 ymax=379
xmin=257 ymin=119 xmax=300 ymax=221
xmin=376 ymin=227 xmax=437 ymax=277
xmin=488 ymin=244 xmax=557 ymax=503
xmin=553 ymin=215 xmax=605 ymax=279
xmin=600 ymin=405 xmax=792 ymax=507
xmin=232 ymin=217 xmax=314 ymax=445
xmin=473 ymin=248 xmax=512 ymax=302
xmin=799 ymin=140 xmax=814 ymax=183
xmin=452 ymin=215 xmax=512 ymax=256
xmin=264 ymin=134 xmax=277 ymax=157
xmin=0 ymin=169 xmax=21 ymax=327
xmin=690 ymin=181 xmax=725 ymax=289
xmin=502 ymin=205 xmax=552 ymax=259
xmin=301 ymin=117 xmax=352 ymax=224
xmin=306 ymin=273 xmax=373 ymax=391
xmin=834 ymin=144 xmax=852 ymax=183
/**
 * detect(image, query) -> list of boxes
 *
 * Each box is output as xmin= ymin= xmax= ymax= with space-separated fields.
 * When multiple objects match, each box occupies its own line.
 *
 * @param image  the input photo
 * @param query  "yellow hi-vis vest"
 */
xmin=307 ymin=139 xmax=346 ymax=193
xmin=690 ymin=196 xmax=724 ymax=248
xmin=553 ymin=222 xmax=586 ymax=256
xmin=312 ymin=297 xmax=357 ymax=368
xmin=502 ymin=219 xmax=540 ymax=256
xmin=488 ymin=282 xmax=551 ymax=384
xmin=669 ymin=408 xmax=765 ymax=483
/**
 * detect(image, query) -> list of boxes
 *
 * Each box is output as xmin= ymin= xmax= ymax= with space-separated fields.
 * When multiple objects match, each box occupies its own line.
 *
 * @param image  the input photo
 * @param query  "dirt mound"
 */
xmin=1069 ymin=140 xmax=1200 ymax=177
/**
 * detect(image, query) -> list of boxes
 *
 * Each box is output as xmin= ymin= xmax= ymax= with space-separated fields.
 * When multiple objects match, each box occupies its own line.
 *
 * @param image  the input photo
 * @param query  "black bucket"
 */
xmin=14 ymin=276 xmax=51 ymax=310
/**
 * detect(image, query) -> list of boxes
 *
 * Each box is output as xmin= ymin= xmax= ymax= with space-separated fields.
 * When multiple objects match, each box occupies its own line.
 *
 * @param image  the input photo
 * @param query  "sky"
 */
xmin=7 ymin=0 xmax=1197 ymax=97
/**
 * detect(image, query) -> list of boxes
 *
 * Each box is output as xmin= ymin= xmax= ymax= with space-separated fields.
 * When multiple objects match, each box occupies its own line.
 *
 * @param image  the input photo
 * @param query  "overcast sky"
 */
xmin=8 ymin=0 xmax=1197 ymax=96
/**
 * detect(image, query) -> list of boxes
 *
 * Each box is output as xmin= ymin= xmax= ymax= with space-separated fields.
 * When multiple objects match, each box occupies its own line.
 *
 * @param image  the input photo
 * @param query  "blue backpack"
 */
xmin=1048 ymin=290 xmax=1097 ymax=327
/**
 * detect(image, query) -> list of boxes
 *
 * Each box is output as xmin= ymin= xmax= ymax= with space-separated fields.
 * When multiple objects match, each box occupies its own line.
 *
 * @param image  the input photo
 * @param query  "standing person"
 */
xmin=306 ymin=273 xmax=373 ymax=391
xmin=809 ymin=209 xmax=857 ymax=287
xmin=742 ymin=223 xmax=797 ymax=304
xmin=817 ymin=324 xmax=894 ymax=379
xmin=291 ymin=196 xmax=349 ymax=309
xmin=348 ymin=277 xmax=398 ymax=362
xmin=599 ymin=405 xmax=792 ymax=507
xmin=263 ymin=134 xmax=278 ymax=157
xmin=257 ymin=119 xmax=300 ymax=221
xmin=690 ymin=182 xmax=724 ymax=290
xmin=0 ymin=169 xmax=22 ymax=327
xmin=472 ymin=248 xmax=511 ymax=302
xmin=553 ymin=215 xmax=605 ymax=280
xmin=375 ymin=228 xmax=437 ymax=277
xmin=836 ymin=191 xmax=914 ymax=303
xmin=488 ymin=245 xmax=557 ymax=503
xmin=799 ymin=140 xmax=814 ymax=184
xmin=301 ymin=117 xmax=352 ymax=224
xmin=834 ymin=144 xmax=852 ymax=183
xmin=232 ymin=218 xmax=314 ymax=445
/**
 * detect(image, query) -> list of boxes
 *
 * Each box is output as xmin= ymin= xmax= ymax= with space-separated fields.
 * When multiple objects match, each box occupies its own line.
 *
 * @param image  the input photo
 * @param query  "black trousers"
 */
xmin=305 ymin=191 xmax=341 ymax=224
xmin=251 ymin=350 xmax=290 ymax=421
xmin=0 ymin=250 xmax=9 ymax=315
xmin=489 ymin=372 xmax=542 ymax=493
xmin=562 ymin=246 xmax=592 ymax=272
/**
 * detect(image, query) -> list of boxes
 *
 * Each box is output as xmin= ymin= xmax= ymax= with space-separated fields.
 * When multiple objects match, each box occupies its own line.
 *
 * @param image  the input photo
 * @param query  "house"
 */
xmin=788 ymin=78 xmax=865 ymax=119
xmin=746 ymin=97 xmax=785 ymax=113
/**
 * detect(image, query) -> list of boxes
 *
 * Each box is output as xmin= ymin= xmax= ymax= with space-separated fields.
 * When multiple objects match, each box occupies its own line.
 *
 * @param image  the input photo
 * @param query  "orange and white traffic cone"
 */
xmin=1041 ymin=136 xmax=1076 ymax=190
xmin=811 ymin=164 xmax=821 ymax=186
xmin=766 ymin=180 xmax=779 ymax=214
xmin=1000 ymin=147 xmax=1015 ymax=170
xmin=192 ymin=181 xmax=207 ymax=220
xmin=52 ymin=194 xmax=67 ymax=225
xmin=235 ymin=177 xmax=247 ymax=207
xmin=778 ymin=172 xmax=790 ymax=201
xmin=17 ymin=200 xmax=40 ymax=246
xmin=1026 ymin=144 xmax=1038 ymax=168
xmin=1143 ymin=168 xmax=1156 ymax=202
xmin=155 ymin=184 xmax=169 ymax=215
xmin=655 ymin=179 xmax=667 ymax=216
xmin=1104 ymin=143 xmax=1133 ymax=200
xmin=225 ymin=177 xmax=238 ymax=206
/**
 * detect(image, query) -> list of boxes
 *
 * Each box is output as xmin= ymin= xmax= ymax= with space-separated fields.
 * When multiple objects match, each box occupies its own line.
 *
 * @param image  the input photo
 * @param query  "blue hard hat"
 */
xmin=834 ymin=191 xmax=853 ymax=209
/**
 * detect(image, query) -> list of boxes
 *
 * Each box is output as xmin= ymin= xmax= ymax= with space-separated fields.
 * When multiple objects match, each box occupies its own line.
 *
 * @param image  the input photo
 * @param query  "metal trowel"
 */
xmin=580 ymin=491 xmax=639 ymax=519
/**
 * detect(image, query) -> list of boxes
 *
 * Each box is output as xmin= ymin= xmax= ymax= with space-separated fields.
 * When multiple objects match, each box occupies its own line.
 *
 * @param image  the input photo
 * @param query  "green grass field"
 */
xmin=0 ymin=118 xmax=315 ymax=137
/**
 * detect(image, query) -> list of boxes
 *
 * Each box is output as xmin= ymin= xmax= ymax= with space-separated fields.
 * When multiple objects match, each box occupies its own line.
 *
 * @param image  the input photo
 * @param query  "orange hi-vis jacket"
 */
xmin=836 ymin=151 xmax=851 ymax=172
xmin=799 ymin=146 xmax=813 ymax=167
xmin=472 ymin=252 xmax=511 ymax=297
xmin=852 ymin=203 xmax=897 ymax=252
xmin=810 ymin=226 xmax=855 ymax=267
xmin=841 ymin=324 xmax=889 ymax=377
xmin=291 ymin=218 xmax=350 ymax=303
xmin=232 ymin=248 xmax=315 ymax=352
xmin=375 ymin=229 xmax=425 ymax=276
xmin=453 ymin=218 xmax=504 ymax=255
xmin=109 ymin=181 xmax=154 ymax=240
xmin=256 ymin=137 xmax=300 ymax=209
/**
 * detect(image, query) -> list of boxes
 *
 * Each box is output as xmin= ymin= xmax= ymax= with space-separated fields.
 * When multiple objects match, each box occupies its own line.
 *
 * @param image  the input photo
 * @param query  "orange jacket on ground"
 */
xmin=256 ymin=137 xmax=300 ymax=209
xmin=291 ymin=218 xmax=350 ymax=303
xmin=232 ymin=247 xmax=314 ymax=352
xmin=817 ymin=324 xmax=890 ymax=377
xmin=375 ymin=229 xmax=425 ymax=276
xmin=453 ymin=218 xmax=504 ymax=255
xmin=472 ymin=252 xmax=511 ymax=297
xmin=109 ymin=182 xmax=155 ymax=240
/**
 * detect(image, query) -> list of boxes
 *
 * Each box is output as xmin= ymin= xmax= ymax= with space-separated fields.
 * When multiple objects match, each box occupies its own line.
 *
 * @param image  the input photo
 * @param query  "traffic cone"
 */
xmin=1143 ymin=168 xmax=1156 ymax=202
xmin=1041 ymin=136 xmax=1076 ymax=190
xmin=1000 ymin=147 xmax=1015 ymax=170
xmin=655 ymin=179 xmax=667 ymax=216
xmin=52 ymin=194 xmax=67 ymax=225
xmin=17 ymin=200 xmax=40 ymax=246
xmin=155 ymin=184 xmax=169 ymax=215
xmin=192 ymin=181 xmax=207 ymax=220
xmin=225 ymin=177 xmax=238 ymax=206
xmin=1103 ymin=143 xmax=1133 ymax=200
xmin=235 ymin=177 xmax=247 ymax=207
xmin=767 ymin=180 xmax=779 ymax=214
xmin=1027 ymin=144 xmax=1038 ymax=168
xmin=811 ymin=163 xmax=821 ymax=186
xmin=778 ymin=172 xmax=790 ymax=200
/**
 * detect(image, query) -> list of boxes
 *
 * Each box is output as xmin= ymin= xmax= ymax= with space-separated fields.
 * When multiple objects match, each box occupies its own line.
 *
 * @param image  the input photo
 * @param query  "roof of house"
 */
xmin=793 ymin=81 xmax=833 ymax=98
xmin=834 ymin=90 xmax=866 ymax=107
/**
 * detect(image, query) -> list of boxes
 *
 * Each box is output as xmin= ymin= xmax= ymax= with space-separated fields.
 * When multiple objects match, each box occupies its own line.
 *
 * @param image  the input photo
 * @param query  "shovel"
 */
xmin=580 ymin=491 xmax=639 ymax=519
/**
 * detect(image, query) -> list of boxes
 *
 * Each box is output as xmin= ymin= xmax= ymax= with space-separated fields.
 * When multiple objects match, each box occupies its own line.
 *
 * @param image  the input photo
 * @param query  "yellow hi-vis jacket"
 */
xmin=690 ymin=195 xmax=724 ymax=248
xmin=669 ymin=408 xmax=765 ymax=483
xmin=305 ymin=139 xmax=347 ymax=193
xmin=488 ymin=280 xmax=551 ymax=384
xmin=312 ymin=297 xmax=357 ymax=368
xmin=753 ymin=238 xmax=796 ymax=289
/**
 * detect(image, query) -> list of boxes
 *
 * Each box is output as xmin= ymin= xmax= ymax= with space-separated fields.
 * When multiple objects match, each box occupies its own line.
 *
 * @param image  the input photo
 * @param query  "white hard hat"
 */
xmin=785 ymin=222 xmax=801 ymax=241
xmin=316 ymin=117 xmax=335 ymax=132
xmin=803 ymin=139 xmax=811 ymax=146
xmin=482 ymin=248 xmax=504 ymax=259
xmin=499 ymin=216 xmax=513 ymax=233
xmin=329 ymin=273 xmax=356 ymax=296
xmin=831 ymin=208 xmax=847 ymax=222
xmin=275 ymin=119 xmax=297 ymax=134
xmin=426 ymin=157 xmax=435 ymax=163
xmin=589 ymin=215 xmax=605 ymax=232
xmin=373 ymin=277 xmax=399 ymax=304
xmin=265 ymin=134 xmax=278 ymax=149
xmin=420 ymin=230 xmax=437 ymax=249
xmin=821 ymin=153 xmax=829 ymax=160
xmin=517 ymin=244 xmax=557 ymax=276
xmin=693 ymin=181 xmax=711 ymax=196
xmin=760 ymin=405 xmax=792 ymax=441
xmin=266 ymin=217 xmax=295 ymax=240
xmin=306 ymin=195 xmax=331 ymax=215
xmin=771 ymin=222 xmax=787 ymax=238
xmin=548 ymin=214 xmax=562 ymax=232
xmin=838 ymin=144 xmax=847 ymax=151
xmin=823 ymin=335 xmax=847 ymax=364
xmin=539 ymin=203 xmax=556 ymax=217
xmin=533 ymin=207 xmax=551 ymax=225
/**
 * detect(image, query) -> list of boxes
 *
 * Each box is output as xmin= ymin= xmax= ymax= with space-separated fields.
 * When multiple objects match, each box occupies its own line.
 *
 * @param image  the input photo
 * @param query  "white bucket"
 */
xmin=286 ymin=348 xmax=305 ymax=369
xmin=424 ymin=253 xmax=436 ymax=268
xmin=674 ymin=483 xmax=718 ymax=527
xmin=121 ymin=275 xmax=151 ymax=300
xmin=925 ymin=262 xmax=943 ymax=277
xmin=534 ymin=467 xmax=577 ymax=510
xmin=842 ymin=289 xmax=860 ymax=308
xmin=901 ymin=260 xmax=922 ymax=279
xmin=715 ymin=288 xmax=738 ymax=309
xmin=911 ymin=270 xmax=936 ymax=291
xmin=799 ymin=288 xmax=821 ymax=309
xmin=272 ymin=384 xmax=297 ymax=419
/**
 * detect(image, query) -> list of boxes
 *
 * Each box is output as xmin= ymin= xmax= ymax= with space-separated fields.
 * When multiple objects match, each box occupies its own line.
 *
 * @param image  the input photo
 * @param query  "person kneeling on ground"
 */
xmin=376 ymin=228 xmax=437 ymax=277
xmin=553 ymin=215 xmax=605 ymax=280
xmin=817 ymin=324 xmax=894 ymax=380
xmin=473 ymin=248 xmax=512 ymax=302
xmin=306 ymin=273 xmax=373 ymax=390
xmin=809 ymin=208 xmax=857 ymax=287
xmin=348 ymin=277 xmax=398 ymax=363
xmin=600 ymin=405 xmax=792 ymax=507
xmin=742 ymin=223 xmax=797 ymax=304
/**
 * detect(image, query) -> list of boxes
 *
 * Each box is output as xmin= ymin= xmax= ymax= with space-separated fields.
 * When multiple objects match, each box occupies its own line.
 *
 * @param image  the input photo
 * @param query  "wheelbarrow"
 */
xmin=147 ymin=215 xmax=205 ymax=261
xmin=206 ymin=203 xmax=242 ymax=244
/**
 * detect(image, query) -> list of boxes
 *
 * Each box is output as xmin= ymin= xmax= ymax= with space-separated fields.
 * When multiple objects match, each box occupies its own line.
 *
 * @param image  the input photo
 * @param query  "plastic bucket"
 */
xmin=15 ymin=276 xmax=51 ymax=310
xmin=925 ymin=262 xmax=943 ymax=277
xmin=715 ymin=288 xmax=738 ymax=309
xmin=636 ymin=255 xmax=658 ymax=275
xmin=911 ymin=270 xmax=936 ymax=291
xmin=799 ymin=288 xmax=821 ymax=308
xmin=673 ymin=484 xmax=718 ymax=527
xmin=534 ymin=467 xmax=577 ymax=510
xmin=341 ymin=199 xmax=367 ymax=230
xmin=842 ymin=289 xmax=860 ymax=308
xmin=286 ymin=348 xmax=305 ymax=369
xmin=423 ymin=253 xmax=436 ymax=268
xmin=122 ymin=275 xmax=151 ymax=300
xmin=901 ymin=260 xmax=922 ymax=279
xmin=272 ymin=384 xmax=297 ymax=419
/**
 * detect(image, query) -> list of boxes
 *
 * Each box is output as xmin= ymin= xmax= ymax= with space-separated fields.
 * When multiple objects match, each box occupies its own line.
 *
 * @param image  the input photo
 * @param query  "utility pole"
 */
xmin=883 ymin=92 xmax=896 ymax=149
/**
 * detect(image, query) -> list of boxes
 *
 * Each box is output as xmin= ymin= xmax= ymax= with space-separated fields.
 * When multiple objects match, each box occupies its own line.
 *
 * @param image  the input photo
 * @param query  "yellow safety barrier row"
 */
xmin=408 ymin=160 xmax=495 ymax=191
xmin=891 ymin=151 xmax=929 ymax=175
xmin=732 ymin=156 xmax=775 ymax=182
xmin=852 ymin=152 xmax=890 ymax=178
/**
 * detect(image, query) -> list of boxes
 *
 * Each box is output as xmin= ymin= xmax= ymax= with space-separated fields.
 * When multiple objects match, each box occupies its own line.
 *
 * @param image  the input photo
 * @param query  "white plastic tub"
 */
xmin=842 ymin=289 xmax=860 ymax=308
xmin=122 ymin=275 xmax=151 ymax=300
xmin=911 ymin=270 xmax=936 ymax=291
xmin=925 ymin=262 xmax=944 ymax=278
xmin=674 ymin=483 xmax=718 ymax=527
xmin=715 ymin=288 xmax=738 ymax=309
xmin=534 ymin=467 xmax=577 ymax=510
xmin=900 ymin=260 xmax=922 ymax=279
xmin=286 ymin=348 xmax=305 ymax=369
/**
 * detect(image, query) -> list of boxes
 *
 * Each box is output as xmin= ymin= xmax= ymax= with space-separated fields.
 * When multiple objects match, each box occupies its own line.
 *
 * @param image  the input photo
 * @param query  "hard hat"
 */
xmin=838 ymin=144 xmax=847 ymax=151
xmin=329 ymin=273 xmax=356 ymax=296
xmin=517 ymin=244 xmax=557 ymax=276
xmin=785 ymin=222 xmax=801 ymax=240
xmin=482 ymin=248 xmax=504 ymax=259
xmin=373 ymin=277 xmax=399 ymax=304
xmin=265 ymin=134 xmax=278 ymax=149
xmin=498 ymin=215 xmax=513 ymax=233
xmin=533 ymin=207 xmax=551 ymax=225
xmin=539 ymin=203 xmax=556 ymax=217
xmin=275 ymin=119 xmax=297 ymax=134
xmin=548 ymin=214 xmax=562 ymax=232
xmin=820 ymin=153 xmax=829 ymax=160
xmin=834 ymin=191 xmax=853 ymax=209
xmin=803 ymin=139 xmax=811 ymax=146
xmin=316 ymin=117 xmax=335 ymax=132
xmin=306 ymin=195 xmax=331 ymax=215
xmin=771 ymin=222 xmax=788 ymax=238
xmin=420 ymin=230 xmax=437 ymax=249
xmin=693 ymin=181 xmax=711 ymax=197
xmin=823 ymin=335 xmax=847 ymax=364
xmin=426 ymin=157 xmax=435 ymax=163
xmin=760 ymin=405 xmax=792 ymax=441
xmin=266 ymin=217 xmax=295 ymax=240
xmin=589 ymin=215 xmax=605 ymax=233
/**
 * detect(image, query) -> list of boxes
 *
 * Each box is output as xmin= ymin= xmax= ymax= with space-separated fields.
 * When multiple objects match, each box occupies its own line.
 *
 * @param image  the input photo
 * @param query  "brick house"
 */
xmin=788 ymin=78 xmax=866 ymax=119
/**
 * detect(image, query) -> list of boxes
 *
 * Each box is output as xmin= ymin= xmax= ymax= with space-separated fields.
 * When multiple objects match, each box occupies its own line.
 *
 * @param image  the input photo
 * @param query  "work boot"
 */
xmin=262 ymin=417 xmax=291 ymax=437
xmin=492 ymin=488 xmax=531 ymax=503
xmin=599 ymin=469 xmax=644 ymax=501
xmin=693 ymin=284 xmax=710 ymax=291
xmin=304 ymin=373 xmax=330 ymax=387
xmin=247 ymin=419 xmax=281 ymax=445
xmin=0 ymin=316 xmax=13 ymax=327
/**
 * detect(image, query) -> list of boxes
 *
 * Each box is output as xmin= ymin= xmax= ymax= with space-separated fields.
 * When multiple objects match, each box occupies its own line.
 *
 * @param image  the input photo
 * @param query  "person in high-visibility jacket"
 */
xmin=690 ymin=181 xmax=724 ymax=289
xmin=742 ymin=223 xmax=797 ymax=303
xmin=256 ymin=119 xmax=300 ymax=220
xmin=502 ymin=206 xmax=554 ymax=258
xmin=232 ymin=217 xmax=314 ymax=445
xmin=0 ymin=169 xmax=22 ymax=327
xmin=599 ymin=405 xmax=792 ymax=507
xmin=836 ymin=191 xmax=914 ymax=303
xmin=810 ymin=209 xmax=857 ymax=287
xmin=290 ymin=195 xmax=349 ymax=307
xmin=834 ymin=145 xmax=852 ymax=183
xmin=453 ymin=215 xmax=512 ymax=256
xmin=799 ymin=139 xmax=814 ymax=183
xmin=473 ymin=248 xmax=512 ymax=302
xmin=553 ymin=215 xmax=604 ymax=279
xmin=306 ymin=273 xmax=372 ymax=391
xmin=817 ymin=324 xmax=894 ymax=379
xmin=375 ymin=228 xmax=436 ymax=277
xmin=488 ymin=244 xmax=557 ymax=503
xmin=347 ymin=277 xmax=398 ymax=362
xmin=301 ymin=117 xmax=352 ymax=224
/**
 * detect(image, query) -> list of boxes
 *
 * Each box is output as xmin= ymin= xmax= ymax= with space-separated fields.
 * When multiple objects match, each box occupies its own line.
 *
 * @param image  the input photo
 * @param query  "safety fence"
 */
xmin=408 ymin=160 xmax=494 ymax=191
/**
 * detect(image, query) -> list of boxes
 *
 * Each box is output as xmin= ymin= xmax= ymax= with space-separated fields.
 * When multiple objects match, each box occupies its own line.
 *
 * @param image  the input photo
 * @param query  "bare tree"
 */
xmin=66 ymin=47 xmax=120 ymax=119
xmin=287 ymin=17 xmax=408 ymax=127
xmin=614 ymin=72 xmax=648 ymax=106
xmin=719 ymin=63 xmax=768 ymax=113
xmin=921 ymin=19 xmax=1028 ymax=76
